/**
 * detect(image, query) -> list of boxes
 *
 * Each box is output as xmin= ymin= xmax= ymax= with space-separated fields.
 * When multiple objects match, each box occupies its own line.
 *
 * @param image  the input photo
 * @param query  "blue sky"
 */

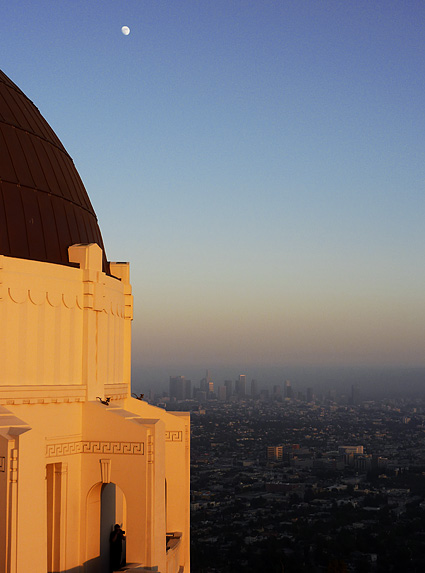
xmin=3 ymin=1 xmax=425 ymax=382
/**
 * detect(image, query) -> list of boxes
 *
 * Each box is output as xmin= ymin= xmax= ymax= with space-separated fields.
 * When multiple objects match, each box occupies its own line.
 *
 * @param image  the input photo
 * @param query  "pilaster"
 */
xmin=69 ymin=244 xmax=106 ymax=401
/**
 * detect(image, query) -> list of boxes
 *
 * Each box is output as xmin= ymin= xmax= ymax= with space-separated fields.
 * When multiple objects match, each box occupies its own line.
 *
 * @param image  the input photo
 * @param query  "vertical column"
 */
xmin=0 ymin=424 xmax=30 ymax=573
xmin=145 ymin=431 xmax=154 ymax=567
xmin=148 ymin=422 xmax=166 ymax=573
xmin=183 ymin=419 xmax=191 ymax=571
xmin=68 ymin=244 xmax=105 ymax=401
xmin=109 ymin=262 xmax=133 ymax=395
xmin=46 ymin=462 xmax=68 ymax=573
xmin=7 ymin=444 xmax=18 ymax=573
xmin=57 ymin=463 xmax=68 ymax=572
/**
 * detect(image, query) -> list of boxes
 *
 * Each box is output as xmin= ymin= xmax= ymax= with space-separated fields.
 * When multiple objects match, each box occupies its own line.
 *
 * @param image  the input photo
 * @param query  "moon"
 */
xmin=121 ymin=26 xmax=130 ymax=36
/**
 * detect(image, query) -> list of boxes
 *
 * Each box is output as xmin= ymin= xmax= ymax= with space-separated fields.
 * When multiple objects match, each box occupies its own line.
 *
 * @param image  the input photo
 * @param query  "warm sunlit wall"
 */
xmin=164 ymin=411 xmax=191 ymax=571
xmin=9 ymin=403 xmax=83 ymax=572
xmin=0 ymin=245 xmax=130 ymax=397
xmin=0 ymin=246 xmax=190 ymax=573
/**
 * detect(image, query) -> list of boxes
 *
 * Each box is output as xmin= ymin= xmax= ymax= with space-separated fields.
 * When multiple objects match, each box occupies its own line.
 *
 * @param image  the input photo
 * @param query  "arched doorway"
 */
xmin=86 ymin=482 xmax=127 ymax=573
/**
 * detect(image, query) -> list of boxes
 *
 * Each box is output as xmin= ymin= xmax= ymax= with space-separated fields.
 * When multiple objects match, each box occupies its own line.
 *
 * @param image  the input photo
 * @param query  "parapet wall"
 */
xmin=0 ymin=244 xmax=133 ymax=402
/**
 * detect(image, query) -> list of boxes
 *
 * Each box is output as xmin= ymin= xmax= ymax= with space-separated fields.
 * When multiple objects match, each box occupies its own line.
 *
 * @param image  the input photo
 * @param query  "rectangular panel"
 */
xmin=2 ymin=182 xmax=28 ymax=257
xmin=37 ymin=192 xmax=62 ymax=263
xmin=74 ymin=206 xmax=89 ymax=244
xmin=0 ymin=85 xmax=29 ymax=130
xmin=51 ymin=196 xmax=72 ymax=258
xmin=1 ymin=123 xmax=35 ymax=188
xmin=35 ymin=140 xmax=59 ymax=196
xmin=21 ymin=187 xmax=47 ymax=261
xmin=43 ymin=145 xmax=72 ymax=201
xmin=0 ymin=126 xmax=18 ymax=183
xmin=16 ymin=130 xmax=49 ymax=191
xmin=64 ymin=203 xmax=80 ymax=247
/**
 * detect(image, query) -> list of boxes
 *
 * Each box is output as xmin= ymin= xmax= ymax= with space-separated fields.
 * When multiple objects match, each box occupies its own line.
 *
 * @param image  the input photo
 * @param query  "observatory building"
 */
xmin=0 ymin=70 xmax=190 ymax=573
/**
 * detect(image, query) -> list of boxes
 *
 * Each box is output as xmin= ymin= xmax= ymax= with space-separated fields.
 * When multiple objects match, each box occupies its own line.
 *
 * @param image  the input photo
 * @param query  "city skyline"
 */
xmin=3 ymin=1 xmax=425 ymax=375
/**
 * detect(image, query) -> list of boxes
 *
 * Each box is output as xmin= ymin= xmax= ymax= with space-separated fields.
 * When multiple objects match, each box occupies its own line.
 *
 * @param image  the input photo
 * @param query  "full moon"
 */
xmin=121 ymin=26 xmax=130 ymax=36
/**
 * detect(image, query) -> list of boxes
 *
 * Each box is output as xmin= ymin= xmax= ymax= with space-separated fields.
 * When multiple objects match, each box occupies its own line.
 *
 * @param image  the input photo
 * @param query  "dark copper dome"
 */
xmin=0 ymin=69 xmax=108 ymax=271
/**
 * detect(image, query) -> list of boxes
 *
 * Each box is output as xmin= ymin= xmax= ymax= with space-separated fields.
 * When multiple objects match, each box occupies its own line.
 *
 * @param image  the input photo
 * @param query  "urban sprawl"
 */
xmin=145 ymin=373 xmax=425 ymax=572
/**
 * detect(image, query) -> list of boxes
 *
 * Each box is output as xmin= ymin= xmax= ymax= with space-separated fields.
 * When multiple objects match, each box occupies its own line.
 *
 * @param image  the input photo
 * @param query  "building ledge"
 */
xmin=166 ymin=531 xmax=182 ymax=552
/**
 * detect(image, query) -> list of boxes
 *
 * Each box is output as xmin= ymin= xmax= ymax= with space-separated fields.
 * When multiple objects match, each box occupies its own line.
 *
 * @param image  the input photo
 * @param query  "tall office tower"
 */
xmin=169 ymin=375 xmax=186 ymax=400
xmin=195 ymin=390 xmax=207 ymax=402
xmin=208 ymin=381 xmax=214 ymax=397
xmin=224 ymin=380 xmax=233 ymax=399
xmin=251 ymin=379 xmax=259 ymax=398
xmin=184 ymin=379 xmax=192 ymax=400
xmin=273 ymin=384 xmax=282 ymax=401
xmin=351 ymin=384 xmax=361 ymax=405
xmin=306 ymin=387 xmax=314 ymax=402
xmin=0 ymin=70 xmax=190 ymax=573
xmin=236 ymin=374 xmax=247 ymax=398
xmin=218 ymin=386 xmax=227 ymax=401
xmin=284 ymin=380 xmax=294 ymax=399
xmin=200 ymin=370 xmax=213 ymax=395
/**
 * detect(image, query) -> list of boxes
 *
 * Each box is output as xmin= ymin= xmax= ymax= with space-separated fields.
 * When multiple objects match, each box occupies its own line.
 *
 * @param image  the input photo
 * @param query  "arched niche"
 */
xmin=85 ymin=481 xmax=127 ymax=573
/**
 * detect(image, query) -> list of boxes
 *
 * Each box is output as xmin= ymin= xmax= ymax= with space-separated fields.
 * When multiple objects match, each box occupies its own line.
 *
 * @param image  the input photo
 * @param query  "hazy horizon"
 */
xmin=132 ymin=363 xmax=425 ymax=399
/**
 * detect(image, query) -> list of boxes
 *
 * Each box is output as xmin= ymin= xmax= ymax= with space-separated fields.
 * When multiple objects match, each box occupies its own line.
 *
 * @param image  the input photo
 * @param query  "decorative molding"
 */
xmin=46 ymin=441 xmax=144 ymax=458
xmin=185 ymin=424 xmax=190 ymax=450
xmin=0 ymin=397 xmax=85 ymax=406
xmin=100 ymin=459 xmax=111 ymax=483
xmin=103 ymin=385 xmax=129 ymax=402
xmin=0 ymin=456 xmax=5 ymax=472
xmin=165 ymin=431 xmax=182 ymax=442
xmin=0 ymin=385 xmax=87 ymax=406
xmin=147 ymin=434 xmax=154 ymax=464
xmin=99 ymin=394 xmax=128 ymax=403
xmin=46 ymin=290 xmax=62 ymax=307
xmin=8 ymin=287 xmax=27 ymax=304
xmin=5 ymin=283 xmax=125 ymax=317
xmin=10 ymin=448 xmax=17 ymax=483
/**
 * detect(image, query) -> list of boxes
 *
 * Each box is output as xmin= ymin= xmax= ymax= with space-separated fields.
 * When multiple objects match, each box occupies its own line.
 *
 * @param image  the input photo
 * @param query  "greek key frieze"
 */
xmin=46 ymin=441 xmax=144 ymax=458
xmin=165 ymin=431 xmax=182 ymax=442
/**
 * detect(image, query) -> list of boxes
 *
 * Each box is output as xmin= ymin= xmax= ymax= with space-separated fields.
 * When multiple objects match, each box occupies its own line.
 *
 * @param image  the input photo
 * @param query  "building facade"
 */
xmin=0 ymin=70 xmax=190 ymax=573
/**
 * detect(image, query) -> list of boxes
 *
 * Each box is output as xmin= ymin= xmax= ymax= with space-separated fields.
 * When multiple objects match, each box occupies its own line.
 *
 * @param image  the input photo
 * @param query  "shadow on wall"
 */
xmin=50 ymin=558 xmax=100 ymax=573
xmin=51 ymin=560 xmax=150 ymax=573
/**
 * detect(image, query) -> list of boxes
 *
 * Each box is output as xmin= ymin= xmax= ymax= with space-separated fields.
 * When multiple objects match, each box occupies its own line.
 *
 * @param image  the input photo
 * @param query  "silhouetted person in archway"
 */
xmin=110 ymin=524 xmax=125 ymax=571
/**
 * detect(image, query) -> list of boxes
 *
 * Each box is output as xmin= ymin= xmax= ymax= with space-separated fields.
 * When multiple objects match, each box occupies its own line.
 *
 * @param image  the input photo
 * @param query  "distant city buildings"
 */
xmin=338 ymin=445 xmax=364 ymax=455
xmin=217 ymin=385 xmax=227 ymax=401
xmin=235 ymin=374 xmax=247 ymax=398
xmin=152 ymin=369 xmax=370 ymax=411
xmin=169 ymin=375 xmax=191 ymax=400
xmin=273 ymin=384 xmax=282 ymax=401
xmin=267 ymin=446 xmax=283 ymax=462
xmin=284 ymin=380 xmax=294 ymax=400
xmin=189 ymin=394 xmax=423 ymax=572
xmin=224 ymin=380 xmax=233 ymax=399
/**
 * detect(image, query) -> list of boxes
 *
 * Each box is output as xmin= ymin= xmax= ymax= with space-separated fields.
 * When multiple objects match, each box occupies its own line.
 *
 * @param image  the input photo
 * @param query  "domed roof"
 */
xmin=0 ymin=69 xmax=109 ymax=271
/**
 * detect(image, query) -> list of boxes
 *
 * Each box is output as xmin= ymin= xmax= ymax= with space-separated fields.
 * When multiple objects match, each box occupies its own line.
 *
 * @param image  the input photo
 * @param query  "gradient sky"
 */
xmin=2 ymin=1 xmax=425 ymax=381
